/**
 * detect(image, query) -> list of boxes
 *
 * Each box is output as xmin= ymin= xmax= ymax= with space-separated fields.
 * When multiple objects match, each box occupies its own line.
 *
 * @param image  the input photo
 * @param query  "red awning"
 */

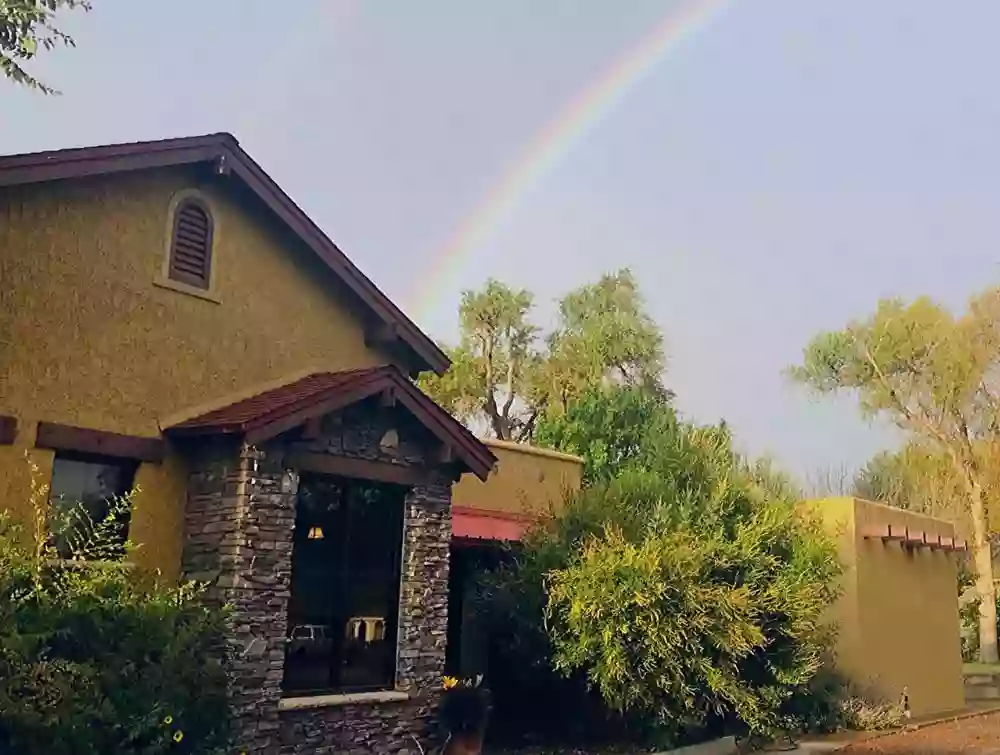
xmin=452 ymin=506 xmax=531 ymax=542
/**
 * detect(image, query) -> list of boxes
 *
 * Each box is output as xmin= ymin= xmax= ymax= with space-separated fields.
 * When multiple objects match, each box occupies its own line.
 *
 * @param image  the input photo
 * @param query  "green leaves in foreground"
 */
xmin=0 ymin=480 xmax=232 ymax=755
xmin=1 ymin=0 xmax=92 ymax=94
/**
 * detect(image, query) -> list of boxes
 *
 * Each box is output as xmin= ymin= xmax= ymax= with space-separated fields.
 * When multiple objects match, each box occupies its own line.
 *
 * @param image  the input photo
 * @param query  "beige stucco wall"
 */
xmin=809 ymin=497 xmax=965 ymax=718
xmin=451 ymin=439 xmax=583 ymax=517
xmin=0 ymin=168 xmax=392 ymax=578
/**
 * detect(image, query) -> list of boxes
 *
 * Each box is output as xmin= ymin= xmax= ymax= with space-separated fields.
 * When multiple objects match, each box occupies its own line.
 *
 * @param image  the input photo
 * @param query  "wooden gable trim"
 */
xmin=35 ymin=422 xmax=164 ymax=463
xmin=286 ymin=452 xmax=439 ymax=488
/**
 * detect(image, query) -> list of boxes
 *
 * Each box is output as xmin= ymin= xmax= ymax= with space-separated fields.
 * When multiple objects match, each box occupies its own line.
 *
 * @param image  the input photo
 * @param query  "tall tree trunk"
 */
xmin=968 ymin=478 xmax=999 ymax=663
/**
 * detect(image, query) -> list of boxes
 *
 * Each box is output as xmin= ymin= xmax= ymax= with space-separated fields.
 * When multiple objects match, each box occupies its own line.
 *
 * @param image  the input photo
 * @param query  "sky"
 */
xmin=4 ymin=0 xmax=1000 ymax=482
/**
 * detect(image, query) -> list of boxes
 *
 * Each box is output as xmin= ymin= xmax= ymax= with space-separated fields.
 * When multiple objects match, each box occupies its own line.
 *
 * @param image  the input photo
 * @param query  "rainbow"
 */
xmin=406 ymin=0 xmax=732 ymax=322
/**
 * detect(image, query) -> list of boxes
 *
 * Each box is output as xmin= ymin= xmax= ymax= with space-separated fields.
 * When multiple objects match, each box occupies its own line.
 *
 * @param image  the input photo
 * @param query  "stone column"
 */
xmin=395 ymin=481 xmax=452 ymax=721
xmin=182 ymin=441 xmax=297 ymax=755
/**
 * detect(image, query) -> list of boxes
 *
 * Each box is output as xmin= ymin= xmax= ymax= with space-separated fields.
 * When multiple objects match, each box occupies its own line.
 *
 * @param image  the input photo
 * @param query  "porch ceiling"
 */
xmin=163 ymin=365 xmax=496 ymax=480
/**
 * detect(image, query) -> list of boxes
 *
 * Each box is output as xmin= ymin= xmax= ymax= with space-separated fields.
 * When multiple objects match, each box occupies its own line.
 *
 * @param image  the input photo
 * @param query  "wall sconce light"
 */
xmin=307 ymin=525 xmax=324 ymax=540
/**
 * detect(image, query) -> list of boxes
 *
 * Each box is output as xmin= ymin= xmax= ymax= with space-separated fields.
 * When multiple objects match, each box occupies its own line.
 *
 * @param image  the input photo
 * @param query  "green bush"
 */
xmin=0 ymin=460 xmax=232 ymax=755
xmin=481 ymin=393 xmax=842 ymax=746
xmin=781 ymin=668 xmax=903 ymax=735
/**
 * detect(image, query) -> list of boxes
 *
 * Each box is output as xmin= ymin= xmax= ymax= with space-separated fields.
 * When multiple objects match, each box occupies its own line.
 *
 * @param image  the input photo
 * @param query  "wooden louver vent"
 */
xmin=169 ymin=200 xmax=213 ymax=289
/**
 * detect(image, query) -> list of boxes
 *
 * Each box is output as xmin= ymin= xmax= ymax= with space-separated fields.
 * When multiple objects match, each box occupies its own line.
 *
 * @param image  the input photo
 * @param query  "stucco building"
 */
xmin=0 ymin=133 xmax=570 ymax=754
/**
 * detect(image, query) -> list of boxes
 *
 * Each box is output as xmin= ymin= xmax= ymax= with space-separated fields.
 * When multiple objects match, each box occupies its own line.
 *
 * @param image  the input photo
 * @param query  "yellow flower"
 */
xmin=163 ymin=715 xmax=173 ymax=725
xmin=173 ymin=730 xmax=184 ymax=743
xmin=443 ymin=676 xmax=459 ymax=690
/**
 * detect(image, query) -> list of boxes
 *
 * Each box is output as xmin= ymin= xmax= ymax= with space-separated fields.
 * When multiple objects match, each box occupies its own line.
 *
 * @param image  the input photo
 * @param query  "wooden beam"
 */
xmin=286 ymin=452 xmax=436 ymax=487
xmin=884 ymin=524 xmax=907 ymax=541
xmin=35 ymin=422 xmax=164 ymax=463
xmin=0 ymin=415 xmax=16 ymax=445
xmin=905 ymin=528 xmax=925 ymax=546
xmin=860 ymin=523 xmax=890 ymax=540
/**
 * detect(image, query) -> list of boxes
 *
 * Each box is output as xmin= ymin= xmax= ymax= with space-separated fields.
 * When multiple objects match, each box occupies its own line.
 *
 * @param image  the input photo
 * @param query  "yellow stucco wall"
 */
xmin=451 ymin=439 xmax=583 ymax=517
xmin=809 ymin=497 xmax=965 ymax=718
xmin=0 ymin=168 xmax=391 ymax=578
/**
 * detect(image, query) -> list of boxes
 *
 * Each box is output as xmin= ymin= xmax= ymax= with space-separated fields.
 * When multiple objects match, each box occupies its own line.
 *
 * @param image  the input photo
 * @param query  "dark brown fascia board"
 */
xmin=0 ymin=134 xmax=450 ymax=376
xmin=286 ymin=452 xmax=438 ymax=488
xmin=35 ymin=422 xmax=164 ymax=463
xmin=391 ymin=380 xmax=496 ymax=481
xmin=0 ymin=137 xmax=227 ymax=188
xmin=0 ymin=415 xmax=17 ymax=445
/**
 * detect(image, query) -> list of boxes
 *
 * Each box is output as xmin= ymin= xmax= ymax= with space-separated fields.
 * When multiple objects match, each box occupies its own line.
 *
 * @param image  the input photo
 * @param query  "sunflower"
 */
xmin=443 ymin=675 xmax=460 ymax=690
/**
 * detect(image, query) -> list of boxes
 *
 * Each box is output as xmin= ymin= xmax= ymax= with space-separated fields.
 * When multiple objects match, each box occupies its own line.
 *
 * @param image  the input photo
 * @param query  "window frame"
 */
xmin=283 ymin=473 xmax=407 ymax=697
xmin=168 ymin=195 xmax=215 ymax=290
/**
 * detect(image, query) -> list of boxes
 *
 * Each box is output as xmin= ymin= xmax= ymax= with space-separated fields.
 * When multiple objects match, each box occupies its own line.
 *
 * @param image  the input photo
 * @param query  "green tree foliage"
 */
xmin=534 ymin=384 xmax=675 ymax=485
xmin=1 ymin=0 xmax=90 ymax=94
xmin=419 ymin=270 xmax=666 ymax=442
xmin=480 ymin=397 xmax=841 ymax=745
xmin=0 ymin=459 xmax=231 ymax=754
xmin=789 ymin=288 xmax=1000 ymax=663
xmin=853 ymin=444 xmax=963 ymax=519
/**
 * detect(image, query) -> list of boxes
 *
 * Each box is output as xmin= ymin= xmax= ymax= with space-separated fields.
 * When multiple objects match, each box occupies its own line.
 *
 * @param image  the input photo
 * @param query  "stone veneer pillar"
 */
xmin=181 ymin=438 xmax=452 ymax=755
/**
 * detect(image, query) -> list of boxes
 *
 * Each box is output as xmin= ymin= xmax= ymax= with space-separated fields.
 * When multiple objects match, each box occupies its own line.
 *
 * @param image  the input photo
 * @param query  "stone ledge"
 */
xmin=278 ymin=690 xmax=410 ymax=711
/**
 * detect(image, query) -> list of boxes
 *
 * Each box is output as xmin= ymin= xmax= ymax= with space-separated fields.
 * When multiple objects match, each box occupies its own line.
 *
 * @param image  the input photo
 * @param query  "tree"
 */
xmin=481 ymin=406 xmax=841 ymax=744
xmin=544 ymin=270 xmax=666 ymax=414
xmin=534 ymin=384 xmax=675 ymax=485
xmin=420 ymin=279 xmax=544 ymax=441
xmin=789 ymin=289 xmax=1000 ymax=663
xmin=852 ymin=442 xmax=1000 ymax=556
xmin=420 ymin=269 xmax=666 ymax=442
xmin=1 ymin=1 xmax=90 ymax=94
xmin=853 ymin=444 xmax=963 ymax=519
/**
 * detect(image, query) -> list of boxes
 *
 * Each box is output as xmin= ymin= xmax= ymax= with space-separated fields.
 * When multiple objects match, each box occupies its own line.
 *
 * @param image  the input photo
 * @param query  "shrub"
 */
xmin=0 ymin=457 xmax=232 ymax=755
xmin=781 ymin=668 xmax=903 ymax=734
xmin=480 ymin=407 xmax=842 ymax=746
xmin=439 ymin=675 xmax=491 ymax=738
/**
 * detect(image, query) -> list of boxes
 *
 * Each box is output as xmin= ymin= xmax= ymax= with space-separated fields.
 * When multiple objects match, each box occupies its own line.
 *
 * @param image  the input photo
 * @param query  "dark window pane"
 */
xmin=48 ymin=453 xmax=137 ymax=560
xmin=283 ymin=473 xmax=405 ymax=696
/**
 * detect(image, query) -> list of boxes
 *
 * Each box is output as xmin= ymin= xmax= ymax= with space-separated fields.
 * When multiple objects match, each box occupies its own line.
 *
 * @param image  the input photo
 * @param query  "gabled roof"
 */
xmin=0 ymin=133 xmax=448 ymax=375
xmin=164 ymin=365 xmax=496 ymax=481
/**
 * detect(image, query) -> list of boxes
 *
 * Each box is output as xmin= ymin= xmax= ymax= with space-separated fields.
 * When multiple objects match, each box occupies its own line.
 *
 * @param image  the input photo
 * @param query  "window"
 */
xmin=48 ymin=452 xmax=138 ymax=560
xmin=168 ymin=198 xmax=214 ymax=289
xmin=283 ymin=474 xmax=406 ymax=696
